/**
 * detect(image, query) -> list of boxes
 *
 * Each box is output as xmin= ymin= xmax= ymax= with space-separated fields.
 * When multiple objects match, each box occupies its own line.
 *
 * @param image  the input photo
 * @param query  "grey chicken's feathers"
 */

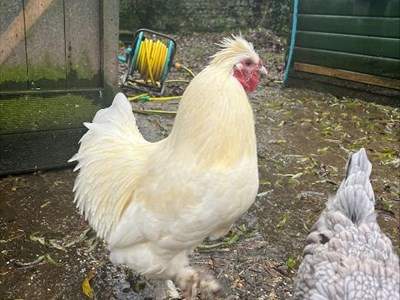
xmin=294 ymin=148 xmax=400 ymax=300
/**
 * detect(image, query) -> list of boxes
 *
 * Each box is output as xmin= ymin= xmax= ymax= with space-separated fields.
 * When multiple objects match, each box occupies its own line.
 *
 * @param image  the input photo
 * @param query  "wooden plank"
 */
xmin=0 ymin=94 xmax=102 ymax=135
xmin=287 ymin=71 xmax=400 ymax=104
xmin=0 ymin=1 xmax=28 ymax=90
xmin=299 ymin=0 xmax=400 ymax=17
xmin=0 ymin=128 xmax=85 ymax=175
xmin=293 ymin=62 xmax=400 ymax=90
xmin=25 ymin=0 xmax=67 ymax=90
xmin=102 ymin=0 xmax=120 ymax=100
xmin=296 ymin=31 xmax=400 ymax=59
xmin=0 ymin=0 xmax=119 ymax=176
xmin=64 ymin=0 xmax=101 ymax=88
xmin=297 ymin=15 xmax=400 ymax=38
xmin=293 ymin=47 xmax=400 ymax=79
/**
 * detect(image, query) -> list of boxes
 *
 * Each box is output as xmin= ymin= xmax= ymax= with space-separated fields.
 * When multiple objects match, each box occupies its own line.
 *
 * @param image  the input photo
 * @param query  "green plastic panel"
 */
xmin=297 ymin=15 xmax=400 ymax=38
xmin=296 ymin=31 xmax=400 ymax=59
xmin=293 ymin=47 xmax=400 ymax=79
xmin=299 ymin=0 xmax=400 ymax=17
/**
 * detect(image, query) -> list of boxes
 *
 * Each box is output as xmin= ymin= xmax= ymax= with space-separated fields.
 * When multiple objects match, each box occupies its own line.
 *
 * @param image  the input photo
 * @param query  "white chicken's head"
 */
xmin=211 ymin=35 xmax=267 ymax=93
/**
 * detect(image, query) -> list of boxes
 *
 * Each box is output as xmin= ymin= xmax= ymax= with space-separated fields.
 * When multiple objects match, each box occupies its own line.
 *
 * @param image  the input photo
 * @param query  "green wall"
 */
xmin=293 ymin=0 xmax=400 ymax=79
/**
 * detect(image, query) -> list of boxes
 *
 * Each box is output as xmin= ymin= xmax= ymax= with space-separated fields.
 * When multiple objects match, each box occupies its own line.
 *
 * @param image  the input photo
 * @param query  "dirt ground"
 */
xmin=1 ymin=30 xmax=399 ymax=300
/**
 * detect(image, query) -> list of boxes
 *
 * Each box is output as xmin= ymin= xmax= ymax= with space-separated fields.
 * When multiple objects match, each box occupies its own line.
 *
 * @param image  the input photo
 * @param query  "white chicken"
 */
xmin=70 ymin=35 xmax=267 ymax=298
xmin=294 ymin=148 xmax=400 ymax=299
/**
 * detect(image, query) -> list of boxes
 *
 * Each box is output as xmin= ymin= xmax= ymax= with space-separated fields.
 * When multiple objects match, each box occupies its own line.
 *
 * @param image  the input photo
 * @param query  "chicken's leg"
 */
xmin=176 ymin=266 xmax=221 ymax=300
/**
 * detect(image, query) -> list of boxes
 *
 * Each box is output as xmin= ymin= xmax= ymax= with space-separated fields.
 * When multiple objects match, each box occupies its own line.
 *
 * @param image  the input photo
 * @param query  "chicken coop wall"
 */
xmin=0 ymin=0 xmax=119 ymax=175
xmin=286 ymin=0 xmax=400 ymax=93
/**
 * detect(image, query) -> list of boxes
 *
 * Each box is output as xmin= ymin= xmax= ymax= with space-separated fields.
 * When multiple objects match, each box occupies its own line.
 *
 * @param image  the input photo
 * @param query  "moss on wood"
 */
xmin=0 ymin=94 xmax=101 ymax=134
xmin=0 ymin=65 xmax=28 ymax=84
xmin=28 ymin=54 xmax=66 ymax=82
xmin=71 ymin=50 xmax=94 ymax=80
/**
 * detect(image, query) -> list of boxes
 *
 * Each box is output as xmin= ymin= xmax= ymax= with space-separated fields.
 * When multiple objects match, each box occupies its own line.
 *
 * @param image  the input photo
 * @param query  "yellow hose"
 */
xmin=125 ymin=35 xmax=197 ymax=110
xmin=136 ymin=39 xmax=168 ymax=84
xmin=132 ymin=108 xmax=177 ymax=115
xmin=128 ymin=95 xmax=181 ymax=102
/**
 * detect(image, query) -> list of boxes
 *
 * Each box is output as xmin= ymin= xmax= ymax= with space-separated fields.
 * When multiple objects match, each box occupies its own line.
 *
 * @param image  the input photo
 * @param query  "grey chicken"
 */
xmin=294 ymin=148 xmax=400 ymax=299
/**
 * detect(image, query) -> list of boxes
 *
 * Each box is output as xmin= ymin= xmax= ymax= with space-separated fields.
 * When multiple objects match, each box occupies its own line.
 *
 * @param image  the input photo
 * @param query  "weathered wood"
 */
xmin=0 ymin=128 xmax=85 ymax=175
xmin=287 ymin=71 xmax=400 ymax=105
xmin=293 ymin=47 xmax=400 ymax=79
xmin=299 ymin=0 xmax=400 ymax=17
xmin=0 ymin=0 xmax=119 ymax=175
xmin=102 ymin=0 xmax=120 ymax=101
xmin=64 ymin=1 xmax=101 ymax=88
xmin=296 ymin=31 xmax=399 ymax=59
xmin=293 ymin=62 xmax=400 ymax=90
xmin=0 ymin=0 xmax=28 ymax=90
xmin=297 ymin=15 xmax=400 ymax=39
xmin=25 ymin=0 xmax=67 ymax=89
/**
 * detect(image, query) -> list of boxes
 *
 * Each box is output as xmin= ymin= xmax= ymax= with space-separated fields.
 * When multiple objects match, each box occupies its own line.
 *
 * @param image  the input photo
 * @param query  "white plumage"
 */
xmin=70 ymin=36 xmax=266 ymax=298
xmin=294 ymin=148 xmax=400 ymax=299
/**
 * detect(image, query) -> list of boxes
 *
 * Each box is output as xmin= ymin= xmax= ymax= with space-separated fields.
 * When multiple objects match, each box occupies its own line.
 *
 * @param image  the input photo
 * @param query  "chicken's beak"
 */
xmin=259 ymin=65 xmax=268 ymax=76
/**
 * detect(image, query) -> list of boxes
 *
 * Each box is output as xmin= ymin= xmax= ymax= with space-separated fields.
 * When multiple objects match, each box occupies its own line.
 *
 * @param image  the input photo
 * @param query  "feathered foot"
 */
xmin=176 ymin=267 xmax=222 ymax=300
xmin=176 ymin=267 xmax=199 ymax=300
xmin=153 ymin=280 xmax=180 ymax=300
xmin=198 ymin=268 xmax=221 ymax=299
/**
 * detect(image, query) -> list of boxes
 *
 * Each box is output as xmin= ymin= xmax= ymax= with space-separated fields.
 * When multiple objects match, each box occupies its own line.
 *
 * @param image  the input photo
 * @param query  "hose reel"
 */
xmin=120 ymin=29 xmax=177 ymax=95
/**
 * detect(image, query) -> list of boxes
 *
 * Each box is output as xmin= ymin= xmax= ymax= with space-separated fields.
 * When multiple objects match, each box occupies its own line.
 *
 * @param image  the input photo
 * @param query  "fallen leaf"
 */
xmin=30 ymin=232 xmax=46 ymax=246
xmin=85 ymin=238 xmax=99 ymax=253
xmin=286 ymin=254 xmax=298 ymax=270
xmin=82 ymin=271 xmax=96 ymax=298
xmin=48 ymin=239 xmax=67 ymax=252
xmin=260 ymin=179 xmax=272 ymax=185
xmin=276 ymin=213 xmax=289 ymax=229
xmin=43 ymin=254 xmax=62 ymax=267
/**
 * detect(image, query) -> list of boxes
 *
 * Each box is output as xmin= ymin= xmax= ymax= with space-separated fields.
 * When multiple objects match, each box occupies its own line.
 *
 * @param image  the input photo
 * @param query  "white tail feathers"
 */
xmin=69 ymin=93 xmax=152 ymax=240
xmin=91 ymin=92 xmax=144 ymax=139
xmin=331 ymin=148 xmax=375 ymax=225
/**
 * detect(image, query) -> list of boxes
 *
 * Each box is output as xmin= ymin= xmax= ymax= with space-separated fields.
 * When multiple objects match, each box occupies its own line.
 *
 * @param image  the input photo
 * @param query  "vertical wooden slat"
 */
xmin=25 ymin=0 xmax=66 ymax=89
xmin=0 ymin=0 xmax=28 ymax=90
xmin=102 ymin=0 xmax=119 ymax=101
xmin=64 ymin=0 xmax=101 ymax=88
xmin=0 ymin=0 xmax=119 ymax=175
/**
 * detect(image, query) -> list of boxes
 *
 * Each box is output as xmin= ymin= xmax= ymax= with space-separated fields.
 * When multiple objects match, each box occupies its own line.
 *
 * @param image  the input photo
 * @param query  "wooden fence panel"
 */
xmin=25 ymin=0 xmax=67 ymax=89
xmin=64 ymin=0 xmax=102 ymax=88
xmin=0 ymin=0 xmax=28 ymax=90
xmin=0 ymin=0 xmax=119 ymax=175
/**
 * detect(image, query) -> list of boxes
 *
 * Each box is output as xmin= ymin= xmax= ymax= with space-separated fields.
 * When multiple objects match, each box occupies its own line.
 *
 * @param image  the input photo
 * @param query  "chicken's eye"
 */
xmin=244 ymin=59 xmax=253 ymax=66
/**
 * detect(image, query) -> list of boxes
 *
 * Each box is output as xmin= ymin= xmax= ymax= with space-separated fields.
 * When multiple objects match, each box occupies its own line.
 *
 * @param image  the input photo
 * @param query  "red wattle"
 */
xmin=233 ymin=69 xmax=259 ymax=93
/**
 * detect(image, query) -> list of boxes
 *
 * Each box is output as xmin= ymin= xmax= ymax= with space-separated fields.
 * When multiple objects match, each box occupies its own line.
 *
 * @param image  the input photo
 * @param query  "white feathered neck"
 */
xmin=164 ymin=37 xmax=258 ymax=169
